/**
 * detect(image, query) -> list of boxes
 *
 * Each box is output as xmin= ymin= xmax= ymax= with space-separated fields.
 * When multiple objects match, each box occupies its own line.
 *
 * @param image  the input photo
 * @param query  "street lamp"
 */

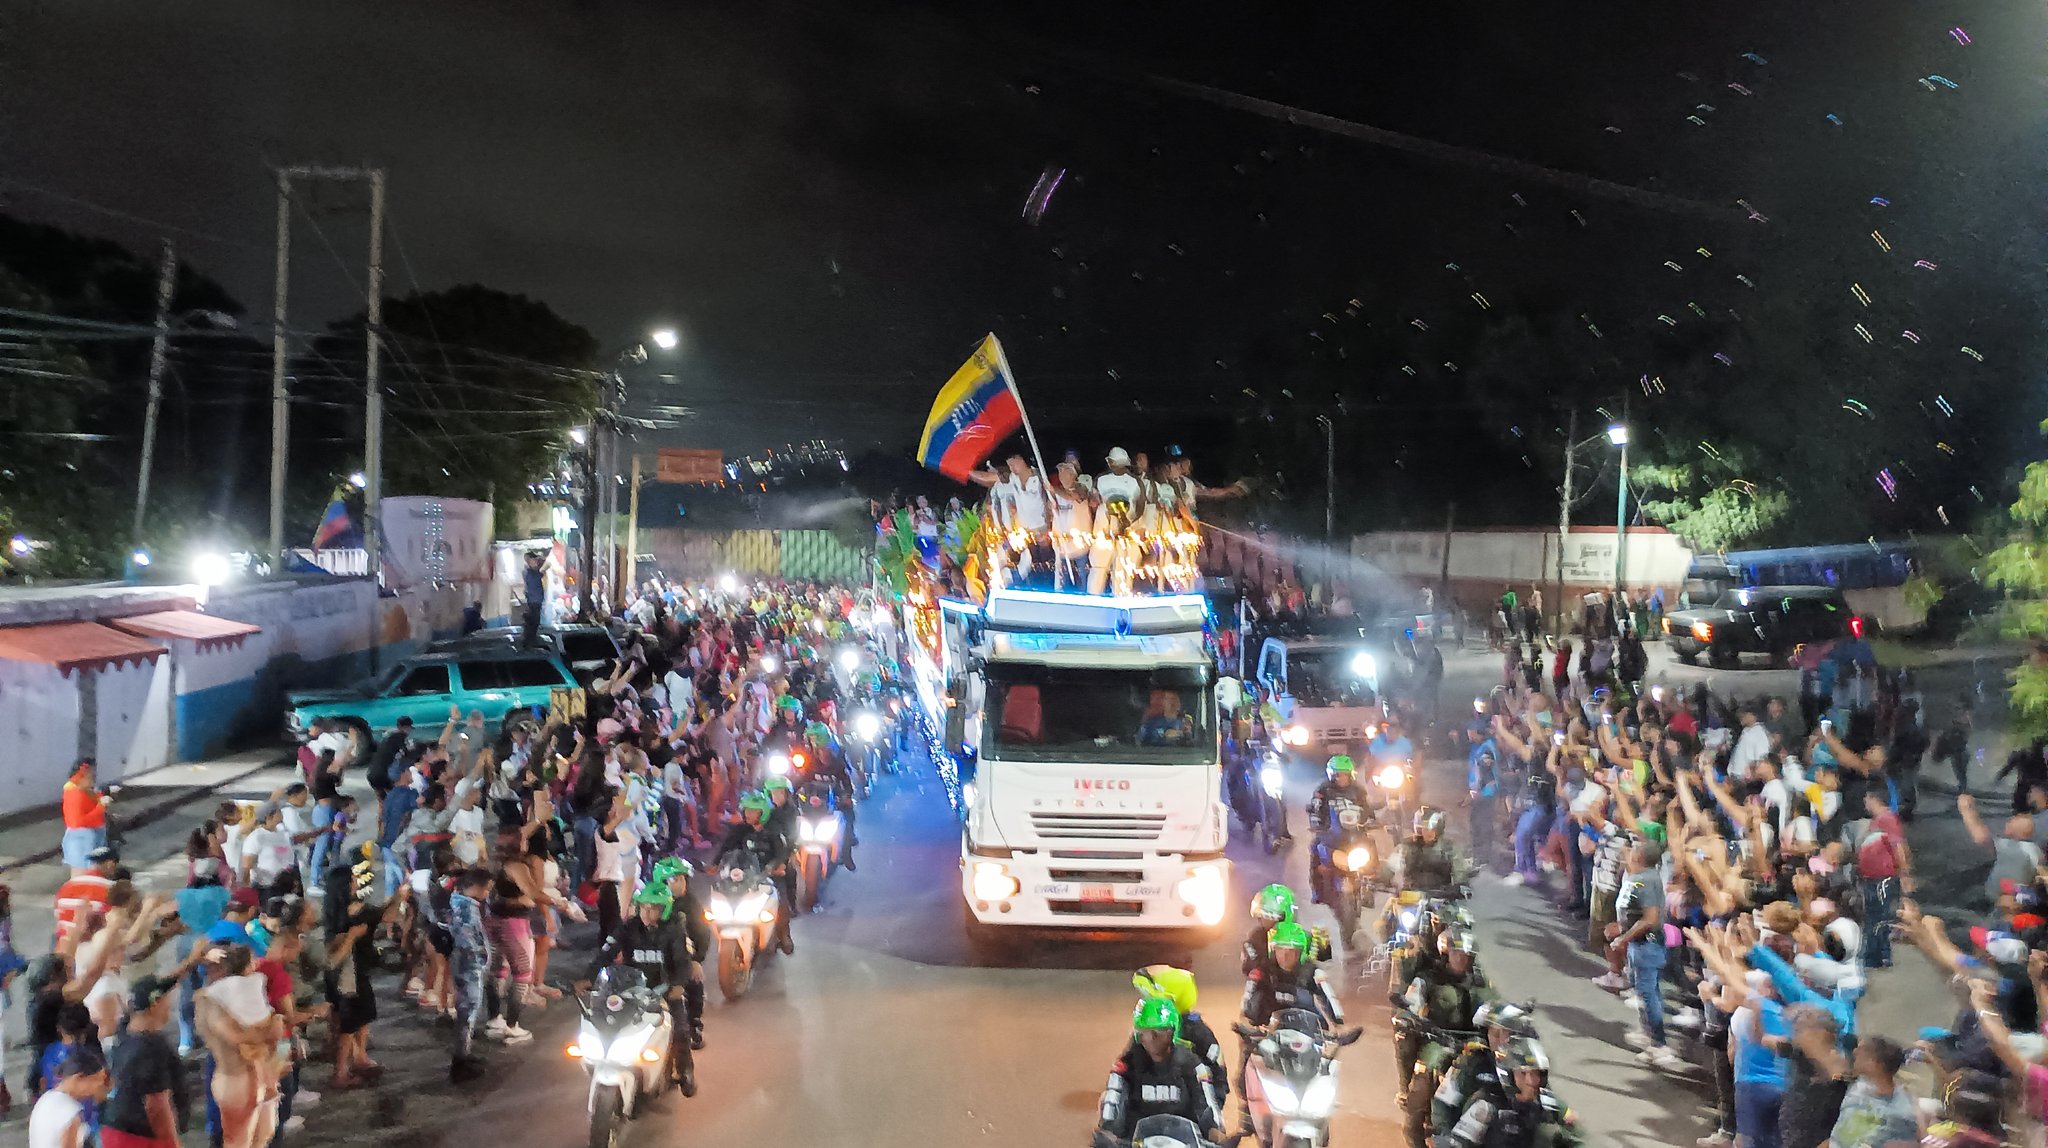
xmin=580 ymin=328 xmax=680 ymax=622
xmin=1553 ymin=415 xmax=1631 ymax=631
xmin=348 ymin=471 xmax=368 ymax=490
xmin=650 ymin=328 xmax=679 ymax=351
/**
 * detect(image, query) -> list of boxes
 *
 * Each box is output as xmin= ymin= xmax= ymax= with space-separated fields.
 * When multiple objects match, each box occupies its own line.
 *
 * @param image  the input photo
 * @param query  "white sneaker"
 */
xmin=284 ymin=1115 xmax=306 ymax=1134
xmin=1644 ymin=1046 xmax=1686 ymax=1071
xmin=1501 ymin=872 xmax=1526 ymax=887
xmin=1593 ymin=972 xmax=1628 ymax=992
xmin=497 ymin=1023 xmax=534 ymax=1044
xmin=293 ymin=1089 xmax=321 ymax=1109
xmin=1623 ymin=1029 xmax=1653 ymax=1050
xmin=1671 ymin=1008 xmax=1704 ymax=1030
xmin=1537 ymin=860 xmax=1559 ymax=873
xmin=405 ymin=978 xmax=424 ymax=996
xmin=483 ymin=1017 xmax=509 ymax=1037
xmin=1620 ymin=990 xmax=1641 ymax=1009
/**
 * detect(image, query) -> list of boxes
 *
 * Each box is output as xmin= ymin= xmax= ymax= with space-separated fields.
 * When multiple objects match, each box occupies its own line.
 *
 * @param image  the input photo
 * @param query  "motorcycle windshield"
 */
xmin=1129 ymin=1114 xmax=1203 ymax=1148
xmin=713 ymin=851 xmax=766 ymax=893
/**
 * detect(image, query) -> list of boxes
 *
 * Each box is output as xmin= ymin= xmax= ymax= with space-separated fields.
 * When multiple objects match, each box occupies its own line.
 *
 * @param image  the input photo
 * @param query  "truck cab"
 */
xmin=945 ymin=588 xmax=1232 ymax=933
xmin=1254 ymin=635 xmax=1386 ymax=762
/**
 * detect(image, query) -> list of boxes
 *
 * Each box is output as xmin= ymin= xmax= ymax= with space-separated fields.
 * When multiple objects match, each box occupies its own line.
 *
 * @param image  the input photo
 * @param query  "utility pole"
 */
xmin=1316 ymin=414 xmax=1335 ymax=539
xmin=133 ymin=239 xmax=176 ymax=545
xmin=1613 ymin=429 xmax=1630 ymax=600
xmin=577 ymin=432 xmax=598 ymax=623
xmin=625 ymin=452 xmax=643 ymax=598
xmin=268 ymin=172 xmax=293 ymax=564
xmin=1556 ymin=408 xmax=1576 ymax=635
xmin=363 ymin=170 xmax=386 ymax=582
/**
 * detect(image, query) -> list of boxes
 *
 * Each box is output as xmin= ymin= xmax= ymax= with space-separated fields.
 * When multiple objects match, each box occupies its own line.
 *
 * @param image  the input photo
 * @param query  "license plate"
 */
xmin=1080 ymin=884 xmax=1116 ymax=903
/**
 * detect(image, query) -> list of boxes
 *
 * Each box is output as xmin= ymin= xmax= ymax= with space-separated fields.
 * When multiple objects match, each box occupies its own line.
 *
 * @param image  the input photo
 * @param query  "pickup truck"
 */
xmin=1662 ymin=585 xmax=1859 ymax=668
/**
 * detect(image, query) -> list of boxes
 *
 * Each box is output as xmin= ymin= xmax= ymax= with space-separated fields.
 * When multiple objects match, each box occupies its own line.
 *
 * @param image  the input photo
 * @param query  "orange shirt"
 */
xmin=62 ymin=781 xmax=106 ymax=830
xmin=53 ymin=872 xmax=111 ymax=942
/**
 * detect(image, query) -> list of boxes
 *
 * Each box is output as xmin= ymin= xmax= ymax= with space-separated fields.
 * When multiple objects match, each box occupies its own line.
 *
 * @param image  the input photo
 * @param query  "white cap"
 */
xmin=1106 ymin=447 xmax=1132 ymax=466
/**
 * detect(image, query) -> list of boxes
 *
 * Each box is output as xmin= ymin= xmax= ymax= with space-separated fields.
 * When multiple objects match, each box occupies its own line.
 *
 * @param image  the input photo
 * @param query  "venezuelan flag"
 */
xmin=310 ymin=488 xmax=355 ymax=551
xmin=916 ymin=334 xmax=1023 ymax=481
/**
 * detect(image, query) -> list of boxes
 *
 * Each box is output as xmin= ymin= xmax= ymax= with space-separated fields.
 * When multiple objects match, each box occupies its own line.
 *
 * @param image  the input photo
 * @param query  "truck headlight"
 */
xmin=1350 ymin=652 xmax=1376 ymax=678
xmin=1176 ymin=863 xmax=1229 ymax=926
xmin=971 ymin=861 xmax=1018 ymax=901
xmin=1691 ymin=620 xmax=1713 ymax=641
xmin=1283 ymin=725 xmax=1310 ymax=747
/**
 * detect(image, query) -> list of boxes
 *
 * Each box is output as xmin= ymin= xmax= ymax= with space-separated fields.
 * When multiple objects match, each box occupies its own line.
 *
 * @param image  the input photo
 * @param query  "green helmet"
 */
xmin=631 ymin=883 xmax=673 ymax=909
xmin=1252 ymin=883 xmax=1297 ymax=924
xmin=1132 ymin=996 xmax=1181 ymax=1033
xmin=1326 ymin=754 xmax=1356 ymax=777
xmin=650 ymin=857 xmax=692 ymax=884
xmin=776 ymin=696 xmax=803 ymax=713
xmin=805 ymin=720 xmax=832 ymax=742
xmin=763 ymin=775 xmax=793 ymax=794
xmin=739 ymin=791 xmax=772 ymax=816
xmin=1268 ymin=919 xmax=1311 ymax=954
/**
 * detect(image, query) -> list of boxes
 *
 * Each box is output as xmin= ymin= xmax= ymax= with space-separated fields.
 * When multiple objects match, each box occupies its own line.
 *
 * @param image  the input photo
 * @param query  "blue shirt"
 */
xmin=205 ymin=919 xmax=252 ymax=946
xmin=176 ymin=884 xmax=229 ymax=934
xmin=1733 ymin=996 xmax=1789 ymax=1086
xmin=1370 ymin=734 xmax=1414 ymax=764
xmin=379 ymin=786 xmax=419 ymax=849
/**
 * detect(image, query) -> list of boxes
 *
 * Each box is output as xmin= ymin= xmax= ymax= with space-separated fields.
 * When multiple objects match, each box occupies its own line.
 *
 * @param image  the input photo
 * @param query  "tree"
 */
xmin=302 ymin=285 xmax=600 ymax=521
xmin=1986 ymin=425 xmax=2048 ymax=742
xmin=1629 ymin=448 xmax=1791 ymax=553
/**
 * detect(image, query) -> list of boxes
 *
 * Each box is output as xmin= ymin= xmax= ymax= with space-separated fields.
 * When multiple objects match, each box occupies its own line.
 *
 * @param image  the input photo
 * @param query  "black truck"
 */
xmin=1660 ymin=584 xmax=1858 ymax=668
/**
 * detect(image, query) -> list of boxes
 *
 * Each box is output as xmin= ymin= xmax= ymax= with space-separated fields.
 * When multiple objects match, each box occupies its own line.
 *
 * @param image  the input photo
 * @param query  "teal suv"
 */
xmin=285 ymin=647 xmax=576 ymax=742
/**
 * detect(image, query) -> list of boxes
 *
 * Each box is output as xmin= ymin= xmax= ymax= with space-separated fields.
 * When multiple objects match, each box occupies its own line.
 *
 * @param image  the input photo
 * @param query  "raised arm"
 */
xmin=1956 ymin=794 xmax=1995 ymax=848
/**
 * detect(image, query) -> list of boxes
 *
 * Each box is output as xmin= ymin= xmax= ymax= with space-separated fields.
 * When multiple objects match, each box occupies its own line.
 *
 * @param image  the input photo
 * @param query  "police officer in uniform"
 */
xmin=1094 ymin=997 xmax=1226 ymax=1145
xmin=584 ymin=884 xmax=700 ymax=1095
xmin=1439 ymin=1037 xmax=1580 ymax=1148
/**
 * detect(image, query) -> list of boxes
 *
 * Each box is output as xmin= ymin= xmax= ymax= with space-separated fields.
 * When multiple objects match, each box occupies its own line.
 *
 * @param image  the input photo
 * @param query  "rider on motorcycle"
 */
xmin=1432 ymin=1000 xmax=1538 ymax=1138
xmin=1095 ymin=997 xmax=1226 ymax=1146
xmin=648 ymin=857 xmax=714 ymax=1050
xmin=1395 ymin=926 xmax=1496 ymax=1111
xmin=713 ymin=792 xmax=796 ymax=955
xmin=1388 ymin=806 xmax=1459 ymax=893
xmin=1240 ymin=884 xmax=1331 ymax=976
xmin=1439 ymin=1037 xmax=1580 ymax=1148
xmin=799 ymin=721 xmax=860 ymax=870
xmin=1135 ymin=965 xmax=1228 ymax=1096
xmin=584 ymin=883 xmax=698 ymax=1093
xmin=1305 ymin=755 xmax=1374 ymax=905
xmin=1241 ymin=920 xmax=1346 ymax=1029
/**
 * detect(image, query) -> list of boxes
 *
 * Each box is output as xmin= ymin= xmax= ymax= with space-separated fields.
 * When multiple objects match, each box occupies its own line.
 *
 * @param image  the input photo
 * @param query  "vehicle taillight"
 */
xmin=1691 ymin=621 xmax=1713 ymax=641
xmin=1661 ymin=617 xmax=1672 ymax=634
xmin=1849 ymin=616 xmax=1864 ymax=638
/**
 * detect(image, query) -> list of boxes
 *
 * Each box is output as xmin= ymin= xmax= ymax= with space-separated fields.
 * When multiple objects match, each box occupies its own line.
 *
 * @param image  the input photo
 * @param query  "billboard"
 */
xmin=656 ymin=448 xmax=724 ymax=485
xmin=380 ymin=496 xmax=495 ymax=588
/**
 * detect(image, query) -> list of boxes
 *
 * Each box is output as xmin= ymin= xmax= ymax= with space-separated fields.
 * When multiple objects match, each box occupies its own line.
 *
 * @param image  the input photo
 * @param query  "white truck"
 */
xmin=910 ymin=585 xmax=1232 ymax=937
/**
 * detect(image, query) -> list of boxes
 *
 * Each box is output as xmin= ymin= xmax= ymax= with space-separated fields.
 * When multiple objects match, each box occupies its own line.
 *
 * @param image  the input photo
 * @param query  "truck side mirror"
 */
xmin=944 ymin=678 xmax=968 ymax=751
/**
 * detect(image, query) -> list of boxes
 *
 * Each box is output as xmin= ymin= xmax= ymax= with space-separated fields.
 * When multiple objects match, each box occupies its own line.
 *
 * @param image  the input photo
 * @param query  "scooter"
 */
xmin=794 ymin=780 xmax=844 ymax=912
xmin=1235 ymin=1008 xmax=1364 ymax=1148
xmin=568 ymin=965 xmax=691 ymax=1148
xmin=705 ymin=851 xmax=782 ymax=1001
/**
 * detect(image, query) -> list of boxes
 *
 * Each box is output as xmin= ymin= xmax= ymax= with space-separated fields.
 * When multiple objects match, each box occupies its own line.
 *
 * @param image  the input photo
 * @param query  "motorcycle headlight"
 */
xmin=768 ymin=754 xmax=791 ymax=776
xmin=575 ymin=1026 xmax=606 ymax=1060
xmin=1260 ymin=765 xmax=1285 ymax=800
xmin=1398 ymin=908 xmax=1419 ymax=932
xmin=1350 ymin=652 xmax=1376 ymax=678
xmin=1283 ymin=725 xmax=1310 ymax=747
xmin=604 ymin=1023 xmax=656 ymax=1067
xmin=1299 ymin=1074 xmax=1338 ymax=1118
xmin=737 ymin=891 xmax=770 ymax=923
xmin=1342 ymin=845 xmax=1372 ymax=872
xmin=1264 ymin=1078 xmax=1300 ymax=1115
xmin=1374 ymin=764 xmax=1407 ymax=789
xmin=803 ymin=817 xmax=838 ymax=843
xmin=706 ymin=896 xmax=735 ymax=923
xmin=855 ymin=712 xmax=881 ymax=740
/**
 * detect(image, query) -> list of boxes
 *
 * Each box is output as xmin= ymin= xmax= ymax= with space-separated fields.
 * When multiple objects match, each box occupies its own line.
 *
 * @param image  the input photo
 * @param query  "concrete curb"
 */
xmin=0 ymin=757 xmax=282 ymax=875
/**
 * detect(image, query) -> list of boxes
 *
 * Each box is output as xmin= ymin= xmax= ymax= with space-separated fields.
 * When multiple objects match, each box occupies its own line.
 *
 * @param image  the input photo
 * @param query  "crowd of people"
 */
xmin=1459 ymin=618 xmax=2028 ymax=1147
xmin=4 ymin=578 xmax=896 ymax=1148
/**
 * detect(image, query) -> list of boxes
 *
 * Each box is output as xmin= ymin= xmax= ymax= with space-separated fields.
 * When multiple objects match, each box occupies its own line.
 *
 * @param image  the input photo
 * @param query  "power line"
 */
xmin=0 ymin=175 xmax=264 ymax=250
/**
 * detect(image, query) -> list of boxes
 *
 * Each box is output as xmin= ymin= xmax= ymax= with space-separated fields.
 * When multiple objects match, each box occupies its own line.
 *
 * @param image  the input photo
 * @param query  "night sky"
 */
xmin=5 ymin=0 xmax=2042 ymax=526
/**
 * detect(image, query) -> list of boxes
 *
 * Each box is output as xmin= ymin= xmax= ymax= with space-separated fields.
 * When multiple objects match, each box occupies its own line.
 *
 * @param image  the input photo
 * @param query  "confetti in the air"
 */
xmin=1742 ymin=52 xmax=1768 ymax=64
xmin=1901 ymin=330 xmax=1922 ymax=344
xmin=1657 ymin=314 xmax=1677 ymax=326
xmin=1961 ymin=346 xmax=1984 ymax=362
xmin=1850 ymin=283 xmax=1872 ymax=306
xmin=1401 ymin=365 xmax=1417 ymax=376
xmin=1844 ymin=399 xmax=1872 ymax=416
xmin=1569 ymin=210 xmax=1588 ymax=226
xmin=1914 ymin=260 xmax=1938 ymax=270
xmin=1936 ymin=395 xmax=1955 ymax=416
xmin=1728 ymin=83 xmax=1753 ymax=96
xmin=1871 ymin=197 xmax=1890 ymax=207
xmin=1020 ymin=165 xmax=1066 ymax=224
xmin=1872 ymin=231 xmax=1891 ymax=252
xmin=1918 ymin=79 xmax=1938 ymax=92
xmin=1936 ymin=505 xmax=1951 ymax=525
xmin=1664 ymin=261 xmax=1684 ymax=272
xmin=1951 ymin=27 xmax=1971 ymax=45
xmin=1510 ymin=194 xmax=1527 ymax=206
xmin=1688 ymin=302 xmax=1707 ymax=318
xmin=1735 ymin=274 xmax=1755 ymax=288
xmin=1471 ymin=293 xmax=1492 ymax=310
xmin=1713 ymin=352 xmax=1733 ymax=365
xmin=1410 ymin=319 xmax=1430 ymax=331
xmin=1936 ymin=442 xmax=1956 ymax=455
xmin=1854 ymin=324 xmax=1874 ymax=343
xmin=1877 ymin=468 xmax=1899 ymax=501
xmin=1695 ymin=247 xmax=1713 ymax=258
xmin=1826 ymin=113 xmax=1844 ymax=126
xmin=1696 ymin=103 xmax=1717 ymax=113
xmin=1929 ymin=75 xmax=1958 ymax=89
xmin=1686 ymin=115 xmax=1707 ymax=126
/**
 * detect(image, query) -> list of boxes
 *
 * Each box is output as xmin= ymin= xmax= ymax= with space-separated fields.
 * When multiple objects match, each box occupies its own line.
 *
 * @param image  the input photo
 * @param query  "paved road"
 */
xmin=0 ymin=639 xmax=2012 ymax=1148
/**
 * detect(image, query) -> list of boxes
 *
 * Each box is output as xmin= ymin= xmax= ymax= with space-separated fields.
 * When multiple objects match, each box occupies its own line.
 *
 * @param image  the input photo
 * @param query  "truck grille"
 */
xmin=1029 ymin=812 xmax=1167 ymax=841
xmin=1047 ymin=899 xmax=1146 ymax=917
xmin=1047 ymin=868 xmax=1147 ymax=884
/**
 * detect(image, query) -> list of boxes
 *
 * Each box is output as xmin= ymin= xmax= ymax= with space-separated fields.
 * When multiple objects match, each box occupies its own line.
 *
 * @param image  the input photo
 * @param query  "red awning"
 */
xmin=108 ymin=609 xmax=262 ymax=652
xmin=0 ymin=622 xmax=168 ymax=677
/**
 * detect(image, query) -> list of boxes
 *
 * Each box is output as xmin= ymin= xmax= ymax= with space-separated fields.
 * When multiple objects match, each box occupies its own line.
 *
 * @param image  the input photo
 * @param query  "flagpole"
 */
xmin=985 ymin=333 xmax=1065 ymax=591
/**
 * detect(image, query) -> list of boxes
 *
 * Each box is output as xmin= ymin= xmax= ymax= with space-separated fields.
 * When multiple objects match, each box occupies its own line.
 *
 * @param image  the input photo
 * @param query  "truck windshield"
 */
xmin=1283 ymin=651 xmax=1373 ymax=707
xmin=983 ymin=663 xmax=1215 ymax=765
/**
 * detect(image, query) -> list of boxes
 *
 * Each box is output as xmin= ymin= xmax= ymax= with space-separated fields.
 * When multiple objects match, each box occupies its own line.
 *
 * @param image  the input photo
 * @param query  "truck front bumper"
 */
xmin=961 ymin=850 xmax=1231 ymax=929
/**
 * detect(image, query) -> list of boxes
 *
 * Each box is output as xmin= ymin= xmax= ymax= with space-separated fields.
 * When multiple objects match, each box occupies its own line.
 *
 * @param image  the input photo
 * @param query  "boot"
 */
xmin=841 ymin=848 xmax=857 ymax=873
xmin=684 ymin=981 xmax=706 ymax=1049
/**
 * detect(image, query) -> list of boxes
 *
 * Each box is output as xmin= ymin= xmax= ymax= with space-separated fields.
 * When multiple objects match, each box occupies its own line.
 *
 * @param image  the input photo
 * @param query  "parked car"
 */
xmin=1661 ymin=584 xmax=1859 ymax=668
xmin=285 ymin=647 xmax=577 ymax=742
xmin=431 ymin=623 xmax=622 ymax=678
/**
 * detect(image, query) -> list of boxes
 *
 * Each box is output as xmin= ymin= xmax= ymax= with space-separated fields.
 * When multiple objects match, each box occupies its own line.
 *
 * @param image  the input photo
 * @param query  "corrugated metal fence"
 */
xmin=641 ymin=528 xmax=868 ymax=583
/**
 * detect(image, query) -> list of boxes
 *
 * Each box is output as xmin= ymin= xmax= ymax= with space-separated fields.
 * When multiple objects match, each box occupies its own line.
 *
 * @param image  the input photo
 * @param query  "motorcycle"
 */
xmin=705 ymin=851 xmax=782 ymax=1001
xmin=1391 ymin=1010 xmax=1480 ymax=1148
xmin=846 ymin=707 xmax=892 ymax=795
xmin=793 ymin=780 xmax=845 ymax=912
xmin=568 ymin=965 xmax=691 ymax=1148
xmin=1091 ymin=1115 xmax=1226 ymax=1148
xmin=1366 ymin=753 xmax=1413 ymax=837
xmin=1312 ymin=810 xmax=1379 ymax=946
xmin=1235 ymin=1008 xmax=1364 ymax=1148
xmin=1370 ymin=886 xmax=1471 ymax=989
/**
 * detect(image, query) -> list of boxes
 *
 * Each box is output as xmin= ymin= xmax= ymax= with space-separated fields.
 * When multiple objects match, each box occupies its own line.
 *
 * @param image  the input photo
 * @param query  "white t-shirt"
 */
xmin=1095 ymin=471 xmax=1141 ymax=507
xmin=242 ymin=826 xmax=295 ymax=884
xmin=28 ymin=1089 xmax=86 ymax=1148
xmin=448 ymin=805 xmax=487 ymax=865
xmin=84 ymin=969 xmax=130 ymax=1030
xmin=594 ymin=828 xmax=639 ymax=883
xmin=1727 ymin=724 xmax=1771 ymax=781
xmin=223 ymin=823 xmax=248 ymax=872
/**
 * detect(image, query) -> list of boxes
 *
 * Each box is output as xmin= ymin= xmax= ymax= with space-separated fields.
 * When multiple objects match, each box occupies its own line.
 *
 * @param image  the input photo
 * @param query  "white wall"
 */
xmin=92 ymin=658 xmax=170 ymax=783
xmin=1352 ymin=528 xmax=1693 ymax=591
xmin=0 ymin=659 xmax=81 ymax=816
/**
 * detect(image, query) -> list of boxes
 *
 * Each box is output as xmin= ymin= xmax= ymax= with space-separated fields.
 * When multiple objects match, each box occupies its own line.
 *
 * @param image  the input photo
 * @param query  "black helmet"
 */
xmin=1413 ymin=806 xmax=1445 ymax=838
